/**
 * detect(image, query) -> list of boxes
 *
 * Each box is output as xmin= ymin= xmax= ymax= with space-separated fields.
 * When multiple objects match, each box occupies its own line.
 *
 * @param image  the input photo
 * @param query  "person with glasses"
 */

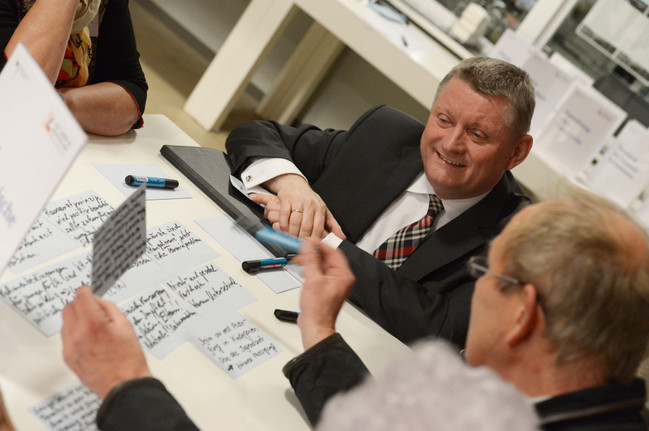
xmin=281 ymin=188 xmax=649 ymax=429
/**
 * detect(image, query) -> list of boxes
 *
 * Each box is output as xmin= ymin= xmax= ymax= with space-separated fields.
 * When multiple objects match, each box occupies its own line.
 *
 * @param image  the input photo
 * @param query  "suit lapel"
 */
xmin=314 ymin=122 xmax=424 ymax=243
xmin=397 ymin=172 xmax=523 ymax=280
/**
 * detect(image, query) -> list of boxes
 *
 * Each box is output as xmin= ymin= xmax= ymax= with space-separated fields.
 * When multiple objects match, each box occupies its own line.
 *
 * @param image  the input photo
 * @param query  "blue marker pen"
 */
xmin=254 ymin=226 xmax=302 ymax=253
xmin=125 ymin=175 xmax=179 ymax=189
xmin=242 ymin=254 xmax=296 ymax=273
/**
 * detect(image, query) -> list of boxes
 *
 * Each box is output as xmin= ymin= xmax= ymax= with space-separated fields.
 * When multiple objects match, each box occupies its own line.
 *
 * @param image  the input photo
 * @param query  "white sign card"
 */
xmin=522 ymin=51 xmax=574 ymax=136
xmin=92 ymin=184 xmax=147 ymax=296
xmin=533 ymin=83 xmax=627 ymax=178
xmin=488 ymin=28 xmax=534 ymax=67
xmin=0 ymin=43 xmax=87 ymax=274
xmin=584 ymin=120 xmax=649 ymax=208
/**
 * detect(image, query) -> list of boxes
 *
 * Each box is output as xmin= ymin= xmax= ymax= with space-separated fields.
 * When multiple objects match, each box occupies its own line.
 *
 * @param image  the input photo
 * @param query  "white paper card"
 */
xmin=30 ymin=383 xmax=100 ymax=431
xmin=488 ymin=28 xmax=533 ymax=67
xmin=92 ymin=185 xmax=147 ymax=296
xmin=196 ymin=215 xmax=301 ymax=293
xmin=522 ymin=51 xmax=574 ymax=135
xmin=189 ymin=311 xmax=282 ymax=378
xmin=0 ymin=43 xmax=86 ymax=274
xmin=163 ymin=262 xmax=256 ymax=316
xmin=585 ymin=120 xmax=649 ymax=208
xmin=94 ymin=163 xmax=191 ymax=200
xmin=534 ymin=83 xmax=627 ymax=177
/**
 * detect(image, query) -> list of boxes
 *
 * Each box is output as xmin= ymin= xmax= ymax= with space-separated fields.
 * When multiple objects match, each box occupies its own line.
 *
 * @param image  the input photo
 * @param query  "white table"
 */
xmin=184 ymin=0 xmax=462 ymax=131
xmin=0 ymin=115 xmax=410 ymax=430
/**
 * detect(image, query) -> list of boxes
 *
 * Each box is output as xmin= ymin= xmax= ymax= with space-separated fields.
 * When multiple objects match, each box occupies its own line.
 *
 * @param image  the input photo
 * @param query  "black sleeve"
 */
xmin=340 ymin=241 xmax=474 ymax=348
xmin=97 ymin=377 xmax=199 ymax=431
xmin=0 ymin=1 xmax=19 ymax=69
xmin=92 ymin=0 xmax=148 ymax=128
xmin=282 ymin=333 xmax=370 ymax=426
xmin=225 ymin=105 xmax=385 ymax=182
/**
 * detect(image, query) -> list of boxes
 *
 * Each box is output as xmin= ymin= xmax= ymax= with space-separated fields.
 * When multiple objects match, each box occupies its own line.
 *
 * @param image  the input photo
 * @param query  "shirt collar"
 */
xmin=407 ymin=172 xmax=490 ymax=219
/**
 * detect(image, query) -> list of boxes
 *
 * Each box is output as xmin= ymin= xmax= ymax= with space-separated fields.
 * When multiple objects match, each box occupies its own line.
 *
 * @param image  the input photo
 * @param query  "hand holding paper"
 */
xmin=61 ymin=286 xmax=152 ymax=399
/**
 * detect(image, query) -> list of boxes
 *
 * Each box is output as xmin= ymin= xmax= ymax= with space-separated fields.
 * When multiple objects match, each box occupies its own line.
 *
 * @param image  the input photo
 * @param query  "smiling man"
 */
xmin=226 ymin=57 xmax=535 ymax=348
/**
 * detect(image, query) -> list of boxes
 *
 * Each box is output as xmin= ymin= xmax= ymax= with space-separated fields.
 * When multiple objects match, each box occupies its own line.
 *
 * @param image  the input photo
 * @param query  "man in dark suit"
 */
xmin=225 ymin=57 xmax=535 ymax=347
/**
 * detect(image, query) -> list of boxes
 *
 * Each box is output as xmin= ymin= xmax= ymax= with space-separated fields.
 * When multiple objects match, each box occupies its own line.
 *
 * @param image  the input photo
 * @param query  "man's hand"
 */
xmin=61 ymin=286 xmax=151 ymax=399
xmin=293 ymin=239 xmax=355 ymax=350
xmin=251 ymin=174 xmax=346 ymax=240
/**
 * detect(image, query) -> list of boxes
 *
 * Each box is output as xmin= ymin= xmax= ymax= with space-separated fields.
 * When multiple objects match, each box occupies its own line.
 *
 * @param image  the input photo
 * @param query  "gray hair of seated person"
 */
xmin=499 ymin=187 xmax=649 ymax=384
xmin=316 ymin=340 xmax=539 ymax=431
xmin=435 ymin=57 xmax=535 ymax=140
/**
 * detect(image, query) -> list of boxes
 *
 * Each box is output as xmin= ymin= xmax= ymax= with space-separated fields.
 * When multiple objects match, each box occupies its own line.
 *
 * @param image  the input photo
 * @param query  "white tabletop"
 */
xmin=0 ymin=115 xmax=410 ymax=430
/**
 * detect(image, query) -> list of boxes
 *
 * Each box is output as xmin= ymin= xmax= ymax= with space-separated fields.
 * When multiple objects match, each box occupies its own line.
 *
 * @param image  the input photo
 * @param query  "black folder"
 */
xmin=160 ymin=145 xmax=289 ymax=257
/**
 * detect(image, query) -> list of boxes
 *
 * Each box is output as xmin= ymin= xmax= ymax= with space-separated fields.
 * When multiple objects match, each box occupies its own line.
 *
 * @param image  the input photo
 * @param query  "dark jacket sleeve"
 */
xmin=92 ymin=0 xmax=147 ymax=128
xmin=340 ymin=241 xmax=474 ymax=348
xmin=226 ymin=106 xmax=385 ymax=183
xmin=97 ymin=377 xmax=198 ymax=431
xmin=0 ymin=1 xmax=19 ymax=68
xmin=283 ymin=333 xmax=370 ymax=426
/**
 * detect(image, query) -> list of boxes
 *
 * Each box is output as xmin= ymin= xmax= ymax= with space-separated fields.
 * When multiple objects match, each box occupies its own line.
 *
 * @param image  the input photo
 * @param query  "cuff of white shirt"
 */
xmin=322 ymin=232 xmax=343 ymax=249
xmin=241 ymin=158 xmax=306 ymax=190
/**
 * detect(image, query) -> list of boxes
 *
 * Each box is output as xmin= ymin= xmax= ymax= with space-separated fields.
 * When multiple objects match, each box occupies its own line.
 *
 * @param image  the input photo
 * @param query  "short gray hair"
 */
xmin=499 ymin=188 xmax=649 ymax=383
xmin=436 ymin=57 xmax=535 ymax=139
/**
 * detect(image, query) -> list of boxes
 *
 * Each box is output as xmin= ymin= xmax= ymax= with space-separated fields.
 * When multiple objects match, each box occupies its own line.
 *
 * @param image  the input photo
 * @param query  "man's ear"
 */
xmin=506 ymin=283 xmax=541 ymax=347
xmin=506 ymin=134 xmax=533 ymax=170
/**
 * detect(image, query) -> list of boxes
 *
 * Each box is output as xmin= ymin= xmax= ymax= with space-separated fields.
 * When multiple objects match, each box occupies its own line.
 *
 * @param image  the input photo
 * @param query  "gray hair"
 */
xmin=435 ymin=57 xmax=535 ymax=139
xmin=317 ymin=340 xmax=539 ymax=431
xmin=500 ymin=187 xmax=649 ymax=383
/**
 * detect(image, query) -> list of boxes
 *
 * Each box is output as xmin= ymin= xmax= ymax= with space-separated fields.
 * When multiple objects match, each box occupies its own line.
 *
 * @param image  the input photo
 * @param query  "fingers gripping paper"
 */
xmin=91 ymin=185 xmax=146 ymax=296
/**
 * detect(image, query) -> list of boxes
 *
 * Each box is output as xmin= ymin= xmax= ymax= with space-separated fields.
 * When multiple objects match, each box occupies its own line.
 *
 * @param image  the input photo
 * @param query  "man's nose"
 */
xmin=442 ymin=127 xmax=466 ymax=153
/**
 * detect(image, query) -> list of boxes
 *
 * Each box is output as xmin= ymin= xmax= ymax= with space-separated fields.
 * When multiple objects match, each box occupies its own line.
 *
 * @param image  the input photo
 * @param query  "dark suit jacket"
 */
xmin=227 ymin=105 xmax=530 ymax=348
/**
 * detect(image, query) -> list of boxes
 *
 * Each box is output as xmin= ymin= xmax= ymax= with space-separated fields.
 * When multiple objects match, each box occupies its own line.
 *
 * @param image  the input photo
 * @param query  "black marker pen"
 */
xmin=242 ymin=254 xmax=296 ymax=273
xmin=125 ymin=175 xmax=179 ymax=189
xmin=274 ymin=309 xmax=299 ymax=323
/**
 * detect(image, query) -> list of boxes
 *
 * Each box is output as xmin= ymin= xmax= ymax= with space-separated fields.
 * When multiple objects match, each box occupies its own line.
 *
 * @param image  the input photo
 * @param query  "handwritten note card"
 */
xmin=163 ymin=263 xmax=256 ymax=316
xmin=585 ymin=120 xmax=649 ymax=208
xmin=6 ymin=190 xmax=113 ymax=274
xmin=7 ymin=213 xmax=79 ymax=273
xmin=111 ymin=220 xmax=219 ymax=302
xmin=44 ymin=190 xmax=114 ymax=247
xmin=92 ymin=185 xmax=147 ymax=296
xmin=121 ymin=287 xmax=199 ymax=359
xmin=189 ymin=311 xmax=282 ymax=378
xmin=0 ymin=253 xmax=94 ymax=335
xmin=30 ymin=383 xmax=100 ymax=431
xmin=0 ymin=43 xmax=86 ymax=274
xmin=0 ymin=217 xmax=216 ymax=335
xmin=534 ymin=83 xmax=627 ymax=177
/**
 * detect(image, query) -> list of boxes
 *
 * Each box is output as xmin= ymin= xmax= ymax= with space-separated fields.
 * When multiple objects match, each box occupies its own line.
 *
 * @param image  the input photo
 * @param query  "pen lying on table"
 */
xmin=274 ymin=309 xmax=299 ymax=323
xmin=242 ymin=254 xmax=297 ymax=273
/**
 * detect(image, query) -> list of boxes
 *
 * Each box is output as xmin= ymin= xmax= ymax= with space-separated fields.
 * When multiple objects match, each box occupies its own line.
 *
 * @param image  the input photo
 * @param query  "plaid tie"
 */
xmin=373 ymin=194 xmax=444 ymax=270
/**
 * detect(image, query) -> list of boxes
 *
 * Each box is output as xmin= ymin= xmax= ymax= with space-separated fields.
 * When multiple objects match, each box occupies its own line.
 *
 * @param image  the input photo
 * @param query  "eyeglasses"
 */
xmin=466 ymin=255 xmax=522 ymax=287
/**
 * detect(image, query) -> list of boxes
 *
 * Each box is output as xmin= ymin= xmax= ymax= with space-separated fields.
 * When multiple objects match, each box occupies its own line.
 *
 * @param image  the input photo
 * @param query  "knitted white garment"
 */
xmin=317 ymin=340 xmax=539 ymax=431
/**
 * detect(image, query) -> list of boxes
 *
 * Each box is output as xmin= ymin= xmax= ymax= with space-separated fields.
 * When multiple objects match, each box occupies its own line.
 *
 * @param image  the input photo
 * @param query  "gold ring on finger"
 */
xmin=291 ymin=209 xmax=303 ymax=214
